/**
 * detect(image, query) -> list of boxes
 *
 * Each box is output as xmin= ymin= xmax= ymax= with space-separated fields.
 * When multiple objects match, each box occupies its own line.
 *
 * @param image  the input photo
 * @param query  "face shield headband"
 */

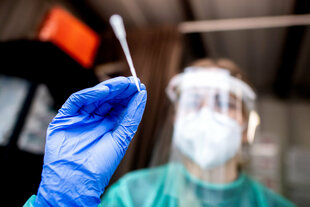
xmin=166 ymin=67 xmax=256 ymax=109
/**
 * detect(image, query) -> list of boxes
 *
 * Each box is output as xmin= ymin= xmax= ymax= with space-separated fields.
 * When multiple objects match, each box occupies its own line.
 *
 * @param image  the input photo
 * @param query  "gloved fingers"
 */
xmin=93 ymin=102 xmax=113 ymax=117
xmin=103 ymin=76 xmax=143 ymax=101
xmin=111 ymin=89 xmax=147 ymax=149
xmin=59 ymin=77 xmax=140 ymax=115
xmin=80 ymin=76 xmax=138 ymax=114
xmin=59 ymin=86 xmax=110 ymax=115
xmin=81 ymin=99 xmax=103 ymax=115
xmin=103 ymin=83 xmax=145 ymax=107
xmin=79 ymin=77 xmax=144 ymax=115
xmin=92 ymin=82 xmax=146 ymax=117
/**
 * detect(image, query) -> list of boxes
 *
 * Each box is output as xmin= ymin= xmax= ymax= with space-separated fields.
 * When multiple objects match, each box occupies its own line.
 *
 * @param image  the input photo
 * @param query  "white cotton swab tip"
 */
xmin=110 ymin=14 xmax=126 ymax=40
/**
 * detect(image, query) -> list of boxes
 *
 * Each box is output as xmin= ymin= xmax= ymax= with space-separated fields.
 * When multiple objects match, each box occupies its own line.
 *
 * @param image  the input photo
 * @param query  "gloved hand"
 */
xmin=34 ymin=77 xmax=147 ymax=207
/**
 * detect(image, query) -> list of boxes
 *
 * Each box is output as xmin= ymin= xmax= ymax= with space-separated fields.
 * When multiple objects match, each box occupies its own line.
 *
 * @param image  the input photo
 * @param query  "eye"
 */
xmin=215 ymin=94 xmax=226 ymax=108
xmin=215 ymin=94 xmax=237 ymax=110
xmin=183 ymin=94 xmax=203 ymax=109
xmin=228 ymin=101 xmax=237 ymax=110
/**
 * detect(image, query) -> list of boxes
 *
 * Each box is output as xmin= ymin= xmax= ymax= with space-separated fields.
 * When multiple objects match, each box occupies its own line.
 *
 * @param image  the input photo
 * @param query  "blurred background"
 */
xmin=0 ymin=0 xmax=310 ymax=206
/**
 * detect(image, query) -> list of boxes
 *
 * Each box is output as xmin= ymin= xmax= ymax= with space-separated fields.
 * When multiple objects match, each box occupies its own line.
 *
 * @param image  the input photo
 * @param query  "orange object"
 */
xmin=38 ymin=7 xmax=100 ymax=68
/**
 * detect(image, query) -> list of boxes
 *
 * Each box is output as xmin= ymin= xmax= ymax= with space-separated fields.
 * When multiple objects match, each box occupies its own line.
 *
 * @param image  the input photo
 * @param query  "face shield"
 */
xmin=163 ymin=67 xmax=260 ymax=205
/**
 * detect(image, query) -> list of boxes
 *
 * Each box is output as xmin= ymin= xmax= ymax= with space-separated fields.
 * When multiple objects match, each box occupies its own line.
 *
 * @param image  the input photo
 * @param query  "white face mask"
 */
xmin=173 ymin=108 xmax=242 ymax=169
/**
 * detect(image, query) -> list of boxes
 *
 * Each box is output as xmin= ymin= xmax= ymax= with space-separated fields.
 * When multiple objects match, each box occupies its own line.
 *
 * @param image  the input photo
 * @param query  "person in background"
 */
xmin=101 ymin=58 xmax=295 ymax=207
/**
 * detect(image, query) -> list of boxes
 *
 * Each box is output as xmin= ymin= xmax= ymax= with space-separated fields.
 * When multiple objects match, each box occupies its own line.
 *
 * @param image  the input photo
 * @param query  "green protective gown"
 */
xmin=101 ymin=163 xmax=295 ymax=207
xmin=23 ymin=163 xmax=295 ymax=207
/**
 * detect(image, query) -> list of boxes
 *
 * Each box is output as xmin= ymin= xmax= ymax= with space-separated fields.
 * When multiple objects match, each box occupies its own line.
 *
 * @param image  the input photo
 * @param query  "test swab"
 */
xmin=110 ymin=14 xmax=141 ymax=91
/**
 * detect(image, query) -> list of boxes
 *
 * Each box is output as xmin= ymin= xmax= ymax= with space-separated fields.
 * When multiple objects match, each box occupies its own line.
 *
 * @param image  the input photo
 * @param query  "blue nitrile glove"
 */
xmin=34 ymin=77 xmax=147 ymax=207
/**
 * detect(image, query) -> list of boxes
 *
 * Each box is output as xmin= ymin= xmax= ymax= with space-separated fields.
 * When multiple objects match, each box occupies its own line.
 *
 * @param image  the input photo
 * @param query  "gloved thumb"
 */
xmin=112 ymin=90 xmax=147 ymax=152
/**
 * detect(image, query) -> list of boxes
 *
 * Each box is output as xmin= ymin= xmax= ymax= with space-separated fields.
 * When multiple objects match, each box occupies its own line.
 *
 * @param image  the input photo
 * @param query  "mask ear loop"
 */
xmin=247 ymin=110 xmax=260 ymax=144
